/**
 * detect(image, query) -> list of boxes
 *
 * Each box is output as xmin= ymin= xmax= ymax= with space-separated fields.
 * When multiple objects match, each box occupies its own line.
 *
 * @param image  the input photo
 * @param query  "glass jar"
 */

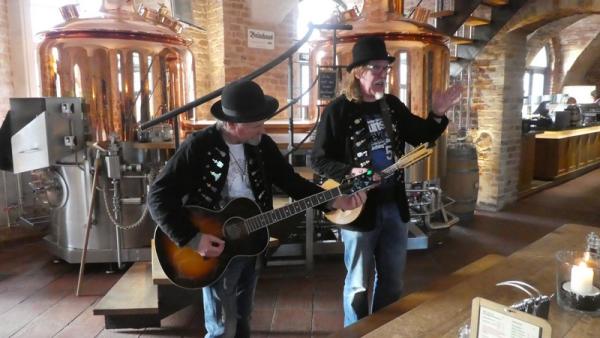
xmin=556 ymin=250 xmax=600 ymax=314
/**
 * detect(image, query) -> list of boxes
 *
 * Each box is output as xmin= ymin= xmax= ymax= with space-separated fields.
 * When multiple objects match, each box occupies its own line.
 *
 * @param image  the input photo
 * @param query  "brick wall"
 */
xmin=186 ymin=0 xmax=224 ymax=119
xmin=222 ymin=0 xmax=297 ymax=122
xmin=471 ymin=31 xmax=527 ymax=210
xmin=0 ymin=0 xmax=12 ymax=123
xmin=186 ymin=0 xmax=297 ymax=121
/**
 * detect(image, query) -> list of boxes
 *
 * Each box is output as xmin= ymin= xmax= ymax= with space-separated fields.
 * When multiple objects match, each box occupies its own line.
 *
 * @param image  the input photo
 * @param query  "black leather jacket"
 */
xmin=148 ymin=124 xmax=324 ymax=246
xmin=311 ymin=94 xmax=448 ymax=223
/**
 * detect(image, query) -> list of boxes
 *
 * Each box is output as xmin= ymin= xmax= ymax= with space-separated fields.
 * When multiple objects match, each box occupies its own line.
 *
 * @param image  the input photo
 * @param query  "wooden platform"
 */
xmin=330 ymin=254 xmax=505 ymax=338
xmin=93 ymin=241 xmax=200 ymax=329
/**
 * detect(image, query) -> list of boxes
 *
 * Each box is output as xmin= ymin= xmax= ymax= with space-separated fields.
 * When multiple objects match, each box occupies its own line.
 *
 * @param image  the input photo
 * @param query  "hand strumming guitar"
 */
xmin=188 ymin=233 xmax=225 ymax=257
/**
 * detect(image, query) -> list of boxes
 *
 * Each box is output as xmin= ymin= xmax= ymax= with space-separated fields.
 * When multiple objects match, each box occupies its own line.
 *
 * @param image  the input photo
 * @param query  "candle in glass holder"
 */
xmin=571 ymin=261 xmax=594 ymax=295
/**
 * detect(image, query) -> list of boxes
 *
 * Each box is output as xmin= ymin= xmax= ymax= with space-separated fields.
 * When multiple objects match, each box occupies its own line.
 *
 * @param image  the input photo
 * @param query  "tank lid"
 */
xmin=316 ymin=0 xmax=448 ymax=44
xmin=38 ymin=2 xmax=188 ymax=44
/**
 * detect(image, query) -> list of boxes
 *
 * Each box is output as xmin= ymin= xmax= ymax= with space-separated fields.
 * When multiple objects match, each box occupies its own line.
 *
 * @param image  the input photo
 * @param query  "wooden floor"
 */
xmin=1 ymin=168 xmax=599 ymax=337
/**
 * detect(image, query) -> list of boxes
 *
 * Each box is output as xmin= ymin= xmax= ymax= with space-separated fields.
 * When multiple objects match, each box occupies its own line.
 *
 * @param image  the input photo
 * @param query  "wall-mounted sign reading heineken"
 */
xmin=318 ymin=70 xmax=338 ymax=100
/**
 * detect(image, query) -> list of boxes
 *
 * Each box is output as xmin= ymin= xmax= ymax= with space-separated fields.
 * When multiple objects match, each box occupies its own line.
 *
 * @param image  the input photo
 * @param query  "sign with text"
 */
xmin=248 ymin=29 xmax=274 ymax=50
xmin=470 ymin=298 xmax=551 ymax=338
xmin=318 ymin=69 xmax=338 ymax=100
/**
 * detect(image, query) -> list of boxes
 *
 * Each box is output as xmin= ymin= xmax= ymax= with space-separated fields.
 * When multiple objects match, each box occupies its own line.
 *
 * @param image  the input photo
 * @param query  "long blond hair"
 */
xmin=339 ymin=66 xmax=365 ymax=103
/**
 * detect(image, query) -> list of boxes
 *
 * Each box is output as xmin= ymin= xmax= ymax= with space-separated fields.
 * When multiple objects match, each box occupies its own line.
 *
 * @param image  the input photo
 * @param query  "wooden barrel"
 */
xmin=442 ymin=143 xmax=479 ymax=221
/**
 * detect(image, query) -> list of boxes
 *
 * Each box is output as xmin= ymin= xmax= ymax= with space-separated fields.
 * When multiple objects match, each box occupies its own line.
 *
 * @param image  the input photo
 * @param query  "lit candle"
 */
xmin=571 ymin=261 xmax=594 ymax=295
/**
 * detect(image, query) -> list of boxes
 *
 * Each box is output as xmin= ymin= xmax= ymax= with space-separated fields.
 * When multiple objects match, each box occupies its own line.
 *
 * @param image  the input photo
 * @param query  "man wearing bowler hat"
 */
xmin=311 ymin=36 xmax=461 ymax=326
xmin=148 ymin=80 xmax=365 ymax=337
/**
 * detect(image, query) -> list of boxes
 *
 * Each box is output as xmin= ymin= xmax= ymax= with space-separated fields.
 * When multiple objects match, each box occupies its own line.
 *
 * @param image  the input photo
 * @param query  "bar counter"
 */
xmin=534 ymin=125 xmax=600 ymax=180
xmin=332 ymin=224 xmax=600 ymax=337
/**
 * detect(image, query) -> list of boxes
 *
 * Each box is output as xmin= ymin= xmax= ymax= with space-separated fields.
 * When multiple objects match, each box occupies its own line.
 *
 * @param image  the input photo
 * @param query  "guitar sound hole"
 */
xmin=223 ymin=218 xmax=246 ymax=240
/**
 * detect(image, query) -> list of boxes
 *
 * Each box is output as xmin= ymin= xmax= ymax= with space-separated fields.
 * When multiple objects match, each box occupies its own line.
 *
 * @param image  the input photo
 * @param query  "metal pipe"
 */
xmin=466 ymin=63 xmax=472 ymax=131
xmin=75 ymin=150 xmax=103 ymax=296
xmin=16 ymin=173 xmax=23 ymax=217
xmin=2 ymin=171 xmax=10 ymax=228
xmin=287 ymin=55 xmax=294 ymax=164
xmin=112 ymin=179 xmax=124 ymax=269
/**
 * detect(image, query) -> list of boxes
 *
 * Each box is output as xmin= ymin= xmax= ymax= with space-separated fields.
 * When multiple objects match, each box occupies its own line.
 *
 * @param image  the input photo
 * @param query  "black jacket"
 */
xmin=311 ymin=94 xmax=448 ymax=223
xmin=148 ymin=124 xmax=324 ymax=246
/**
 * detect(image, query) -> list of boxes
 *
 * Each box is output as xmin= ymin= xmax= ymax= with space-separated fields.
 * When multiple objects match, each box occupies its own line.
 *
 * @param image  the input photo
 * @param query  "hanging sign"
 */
xmin=318 ymin=69 xmax=338 ymax=100
xmin=248 ymin=28 xmax=275 ymax=50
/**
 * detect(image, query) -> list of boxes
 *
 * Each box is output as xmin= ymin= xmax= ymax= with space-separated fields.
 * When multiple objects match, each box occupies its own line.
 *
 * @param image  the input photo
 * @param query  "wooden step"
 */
xmin=94 ymin=261 xmax=160 ymax=328
xmin=483 ymin=0 xmax=509 ymax=6
xmin=330 ymin=254 xmax=506 ymax=338
xmin=151 ymin=239 xmax=170 ymax=285
xmin=94 ymin=262 xmax=158 ymax=316
xmin=450 ymin=36 xmax=475 ymax=45
xmin=430 ymin=10 xmax=454 ymax=18
xmin=464 ymin=16 xmax=491 ymax=26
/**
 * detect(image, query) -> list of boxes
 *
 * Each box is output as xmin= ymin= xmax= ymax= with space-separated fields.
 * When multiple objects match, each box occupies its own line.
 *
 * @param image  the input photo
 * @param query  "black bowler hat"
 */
xmin=210 ymin=80 xmax=279 ymax=123
xmin=347 ymin=36 xmax=396 ymax=72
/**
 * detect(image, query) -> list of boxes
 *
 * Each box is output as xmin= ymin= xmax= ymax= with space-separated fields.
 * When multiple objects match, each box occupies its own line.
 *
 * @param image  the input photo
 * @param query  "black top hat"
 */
xmin=211 ymin=80 xmax=279 ymax=123
xmin=347 ymin=36 xmax=396 ymax=72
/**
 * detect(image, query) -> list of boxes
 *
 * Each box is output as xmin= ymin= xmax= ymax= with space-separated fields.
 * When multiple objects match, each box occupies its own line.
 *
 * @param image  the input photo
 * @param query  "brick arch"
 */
xmin=563 ymin=33 xmax=600 ymax=86
xmin=524 ymin=15 xmax=586 ymax=65
xmin=506 ymin=0 xmax=600 ymax=34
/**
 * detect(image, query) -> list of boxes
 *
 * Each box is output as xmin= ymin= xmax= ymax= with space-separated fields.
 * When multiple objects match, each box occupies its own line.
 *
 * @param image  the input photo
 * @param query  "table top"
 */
xmin=340 ymin=223 xmax=600 ymax=338
xmin=536 ymin=125 xmax=600 ymax=139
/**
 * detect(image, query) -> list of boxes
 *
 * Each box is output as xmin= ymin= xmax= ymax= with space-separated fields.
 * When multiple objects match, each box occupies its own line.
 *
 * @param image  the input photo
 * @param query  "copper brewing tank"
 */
xmin=309 ymin=0 xmax=450 ymax=181
xmin=38 ymin=0 xmax=196 ymax=142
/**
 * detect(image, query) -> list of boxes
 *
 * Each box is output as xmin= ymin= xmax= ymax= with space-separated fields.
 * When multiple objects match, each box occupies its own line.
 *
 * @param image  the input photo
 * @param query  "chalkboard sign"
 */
xmin=318 ymin=70 xmax=338 ymax=100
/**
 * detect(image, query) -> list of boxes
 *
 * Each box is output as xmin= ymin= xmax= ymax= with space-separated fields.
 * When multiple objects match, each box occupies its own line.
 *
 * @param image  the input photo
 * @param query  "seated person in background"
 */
xmin=533 ymin=101 xmax=552 ymax=129
xmin=565 ymin=96 xmax=582 ymax=128
xmin=592 ymin=90 xmax=600 ymax=104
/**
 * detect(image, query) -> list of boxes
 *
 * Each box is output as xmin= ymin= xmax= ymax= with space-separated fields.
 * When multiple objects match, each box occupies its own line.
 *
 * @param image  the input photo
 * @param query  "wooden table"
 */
xmin=334 ymin=224 xmax=600 ymax=338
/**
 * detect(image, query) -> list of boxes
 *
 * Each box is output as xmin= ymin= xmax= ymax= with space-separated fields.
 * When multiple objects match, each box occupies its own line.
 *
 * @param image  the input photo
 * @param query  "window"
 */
xmin=398 ymin=51 xmax=409 ymax=104
xmin=522 ymin=46 xmax=550 ymax=117
xmin=295 ymin=0 xmax=347 ymax=121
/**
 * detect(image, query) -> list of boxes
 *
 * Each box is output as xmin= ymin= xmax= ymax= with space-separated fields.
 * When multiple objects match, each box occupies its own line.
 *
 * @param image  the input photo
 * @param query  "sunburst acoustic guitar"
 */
xmin=154 ymin=169 xmax=377 ymax=289
xmin=320 ymin=143 xmax=434 ymax=229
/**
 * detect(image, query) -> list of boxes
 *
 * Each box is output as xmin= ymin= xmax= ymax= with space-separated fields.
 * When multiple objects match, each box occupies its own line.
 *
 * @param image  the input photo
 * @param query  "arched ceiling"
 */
xmin=562 ymin=32 xmax=600 ymax=85
xmin=524 ymin=15 xmax=586 ymax=65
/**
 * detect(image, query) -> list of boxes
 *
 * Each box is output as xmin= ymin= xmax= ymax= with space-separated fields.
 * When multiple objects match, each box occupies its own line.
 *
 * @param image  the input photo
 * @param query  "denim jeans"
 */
xmin=340 ymin=203 xmax=408 ymax=326
xmin=203 ymin=256 xmax=258 ymax=338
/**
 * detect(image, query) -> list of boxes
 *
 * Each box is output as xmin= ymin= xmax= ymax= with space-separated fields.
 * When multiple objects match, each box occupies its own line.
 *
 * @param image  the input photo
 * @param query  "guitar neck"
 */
xmin=244 ymin=187 xmax=342 ymax=234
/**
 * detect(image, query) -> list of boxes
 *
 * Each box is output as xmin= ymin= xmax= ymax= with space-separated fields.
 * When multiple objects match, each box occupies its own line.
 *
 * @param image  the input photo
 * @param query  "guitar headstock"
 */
xmin=339 ymin=169 xmax=375 ymax=195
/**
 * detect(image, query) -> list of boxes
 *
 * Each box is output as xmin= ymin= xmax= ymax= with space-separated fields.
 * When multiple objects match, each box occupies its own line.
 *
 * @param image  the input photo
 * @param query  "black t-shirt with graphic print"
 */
xmin=358 ymin=100 xmax=397 ymax=204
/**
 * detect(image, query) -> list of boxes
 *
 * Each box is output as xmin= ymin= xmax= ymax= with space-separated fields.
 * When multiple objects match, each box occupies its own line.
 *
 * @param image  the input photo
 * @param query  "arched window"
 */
xmin=522 ymin=45 xmax=550 ymax=117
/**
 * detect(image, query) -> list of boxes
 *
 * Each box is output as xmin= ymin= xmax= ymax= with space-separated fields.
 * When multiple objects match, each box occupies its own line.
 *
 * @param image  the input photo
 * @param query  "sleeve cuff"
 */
xmin=184 ymin=232 xmax=202 ymax=249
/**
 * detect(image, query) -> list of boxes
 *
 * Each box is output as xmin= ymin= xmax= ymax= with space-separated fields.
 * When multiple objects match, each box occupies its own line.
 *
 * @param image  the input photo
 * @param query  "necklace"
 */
xmin=229 ymin=149 xmax=248 ymax=183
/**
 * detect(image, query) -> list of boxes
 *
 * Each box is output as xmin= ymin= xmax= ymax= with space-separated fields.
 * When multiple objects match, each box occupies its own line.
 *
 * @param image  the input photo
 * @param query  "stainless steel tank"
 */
xmin=309 ymin=0 xmax=450 ymax=182
xmin=37 ymin=0 xmax=196 ymax=263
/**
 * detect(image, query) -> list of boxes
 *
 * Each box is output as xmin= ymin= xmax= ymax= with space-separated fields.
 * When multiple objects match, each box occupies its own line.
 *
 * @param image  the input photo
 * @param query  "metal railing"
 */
xmin=140 ymin=23 xmax=352 ymax=151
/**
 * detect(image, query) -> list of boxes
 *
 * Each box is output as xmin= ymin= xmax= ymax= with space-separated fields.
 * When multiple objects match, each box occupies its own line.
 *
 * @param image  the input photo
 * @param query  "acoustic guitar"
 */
xmin=321 ymin=143 xmax=434 ymax=228
xmin=154 ymin=169 xmax=376 ymax=289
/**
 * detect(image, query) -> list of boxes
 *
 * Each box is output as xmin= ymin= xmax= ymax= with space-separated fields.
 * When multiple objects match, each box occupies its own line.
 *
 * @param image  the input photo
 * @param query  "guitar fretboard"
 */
xmin=244 ymin=188 xmax=342 ymax=234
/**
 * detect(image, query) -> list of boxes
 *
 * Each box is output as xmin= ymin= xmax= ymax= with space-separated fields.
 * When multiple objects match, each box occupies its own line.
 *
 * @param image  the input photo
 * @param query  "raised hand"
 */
xmin=432 ymin=83 xmax=463 ymax=117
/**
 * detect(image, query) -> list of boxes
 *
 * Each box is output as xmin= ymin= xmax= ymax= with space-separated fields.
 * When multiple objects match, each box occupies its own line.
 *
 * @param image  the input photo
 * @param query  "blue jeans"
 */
xmin=203 ymin=256 xmax=258 ymax=338
xmin=341 ymin=203 xmax=408 ymax=326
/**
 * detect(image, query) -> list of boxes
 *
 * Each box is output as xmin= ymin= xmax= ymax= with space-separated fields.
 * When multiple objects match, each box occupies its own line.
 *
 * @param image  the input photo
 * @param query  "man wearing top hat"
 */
xmin=311 ymin=36 xmax=461 ymax=326
xmin=148 ymin=80 xmax=365 ymax=338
